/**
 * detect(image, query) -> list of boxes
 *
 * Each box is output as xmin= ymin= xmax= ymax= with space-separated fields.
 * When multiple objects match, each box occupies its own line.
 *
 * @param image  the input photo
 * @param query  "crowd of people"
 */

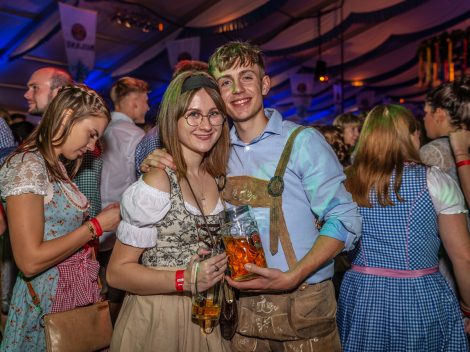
xmin=0 ymin=40 xmax=469 ymax=352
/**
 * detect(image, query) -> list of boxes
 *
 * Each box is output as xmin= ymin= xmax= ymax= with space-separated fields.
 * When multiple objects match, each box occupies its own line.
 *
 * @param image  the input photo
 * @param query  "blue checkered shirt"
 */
xmin=135 ymin=126 xmax=161 ymax=178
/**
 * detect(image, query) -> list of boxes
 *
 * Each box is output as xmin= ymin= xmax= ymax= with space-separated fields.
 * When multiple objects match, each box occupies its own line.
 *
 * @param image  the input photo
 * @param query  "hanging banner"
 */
xmin=166 ymin=37 xmax=201 ymax=69
xmin=333 ymin=83 xmax=343 ymax=114
xmin=357 ymin=90 xmax=375 ymax=112
xmin=59 ymin=3 xmax=97 ymax=82
xmin=290 ymin=74 xmax=313 ymax=118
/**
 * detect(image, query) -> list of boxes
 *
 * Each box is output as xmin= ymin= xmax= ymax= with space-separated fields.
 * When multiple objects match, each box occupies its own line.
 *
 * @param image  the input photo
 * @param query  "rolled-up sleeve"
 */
xmin=296 ymin=129 xmax=362 ymax=250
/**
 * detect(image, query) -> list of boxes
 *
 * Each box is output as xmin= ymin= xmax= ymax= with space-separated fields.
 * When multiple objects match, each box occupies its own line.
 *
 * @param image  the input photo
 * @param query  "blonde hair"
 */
xmin=158 ymin=71 xmax=230 ymax=179
xmin=7 ymin=84 xmax=110 ymax=182
xmin=345 ymin=104 xmax=421 ymax=207
xmin=209 ymin=41 xmax=265 ymax=76
xmin=110 ymin=76 xmax=149 ymax=105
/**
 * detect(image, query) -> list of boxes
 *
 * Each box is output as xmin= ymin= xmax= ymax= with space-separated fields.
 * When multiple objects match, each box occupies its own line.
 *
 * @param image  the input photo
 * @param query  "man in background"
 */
xmin=24 ymin=67 xmax=103 ymax=218
xmin=100 ymin=76 xmax=149 ymax=323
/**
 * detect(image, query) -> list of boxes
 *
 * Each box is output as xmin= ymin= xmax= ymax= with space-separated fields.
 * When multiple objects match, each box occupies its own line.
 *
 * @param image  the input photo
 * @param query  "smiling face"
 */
xmin=177 ymin=89 xmax=224 ymax=159
xmin=212 ymin=62 xmax=270 ymax=124
xmin=24 ymin=69 xmax=55 ymax=115
xmin=57 ymin=114 xmax=108 ymax=160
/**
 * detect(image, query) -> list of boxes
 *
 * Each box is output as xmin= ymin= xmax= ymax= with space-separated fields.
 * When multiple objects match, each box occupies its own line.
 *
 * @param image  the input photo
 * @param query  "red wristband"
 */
xmin=175 ymin=270 xmax=184 ymax=292
xmin=90 ymin=217 xmax=103 ymax=237
xmin=456 ymin=159 xmax=470 ymax=168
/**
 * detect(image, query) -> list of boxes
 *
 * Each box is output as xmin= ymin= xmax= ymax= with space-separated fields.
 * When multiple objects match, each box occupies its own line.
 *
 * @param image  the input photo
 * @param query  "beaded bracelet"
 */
xmin=456 ymin=159 xmax=470 ymax=168
xmin=175 ymin=270 xmax=185 ymax=292
xmin=85 ymin=221 xmax=98 ymax=240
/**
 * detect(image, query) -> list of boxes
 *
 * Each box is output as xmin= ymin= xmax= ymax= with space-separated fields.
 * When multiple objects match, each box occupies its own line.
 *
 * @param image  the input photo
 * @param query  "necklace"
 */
xmin=187 ymin=173 xmax=207 ymax=212
xmin=185 ymin=175 xmax=220 ymax=250
xmin=57 ymin=163 xmax=89 ymax=212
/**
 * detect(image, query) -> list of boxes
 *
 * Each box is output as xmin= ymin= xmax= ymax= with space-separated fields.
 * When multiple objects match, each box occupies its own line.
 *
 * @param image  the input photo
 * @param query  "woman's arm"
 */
xmin=7 ymin=194 xmax=94 ymax=277
xmin=0 ymin=203 xmax=6 ymax=236
xmin=107 ymin=240 xmax=227 ymax=295
xmin=7 ymin=194 xmax=121 ymax=277
xmin=450 ymin=130 xmax=470 ymax=205
xmin=439 ymin=213 xmax=470 ymax=307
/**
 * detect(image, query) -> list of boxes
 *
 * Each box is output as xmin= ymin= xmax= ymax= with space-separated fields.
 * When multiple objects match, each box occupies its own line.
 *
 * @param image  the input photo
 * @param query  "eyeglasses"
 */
xmin=183 ymin=110 xmax=226 ymax=126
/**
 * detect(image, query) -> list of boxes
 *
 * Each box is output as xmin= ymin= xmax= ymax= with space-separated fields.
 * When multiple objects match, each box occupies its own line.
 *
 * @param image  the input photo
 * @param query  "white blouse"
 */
xmin=117 ymin=177 xmax=224 ymax=248
xmin=427 ymin=166 xmax=467 ymax=215
xmin=117 ymin=166 xmax=467 ymax=249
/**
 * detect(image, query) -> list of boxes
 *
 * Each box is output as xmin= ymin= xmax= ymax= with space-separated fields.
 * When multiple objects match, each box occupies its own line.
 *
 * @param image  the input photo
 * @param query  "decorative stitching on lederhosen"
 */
xmin=221 ymin=126 xmax=307 ymax=269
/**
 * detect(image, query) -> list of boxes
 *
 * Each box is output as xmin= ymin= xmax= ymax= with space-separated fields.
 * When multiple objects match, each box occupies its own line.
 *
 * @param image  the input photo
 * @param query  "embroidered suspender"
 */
xmin=222 ymin=126 xmax=307 ymax=269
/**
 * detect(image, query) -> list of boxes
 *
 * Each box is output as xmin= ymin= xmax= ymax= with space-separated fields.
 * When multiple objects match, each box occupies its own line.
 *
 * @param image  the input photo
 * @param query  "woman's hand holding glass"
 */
xmin=193 ymin=249 xmax=227 ymax=293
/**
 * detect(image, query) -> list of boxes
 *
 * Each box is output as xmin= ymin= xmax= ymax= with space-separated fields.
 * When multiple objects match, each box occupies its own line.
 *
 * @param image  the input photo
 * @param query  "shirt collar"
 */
xmin=111 ymin=111 xmax=134 ymax=124
xmin=230 ymin=108 xmax=283 ymax=146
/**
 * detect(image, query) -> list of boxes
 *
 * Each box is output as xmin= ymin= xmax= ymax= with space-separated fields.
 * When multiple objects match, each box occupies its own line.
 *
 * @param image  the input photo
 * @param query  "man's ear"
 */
xmin=51 ymin=87 xmax=60 ymax=99
xmin=261 ymin=75 xmax=271 ymax=96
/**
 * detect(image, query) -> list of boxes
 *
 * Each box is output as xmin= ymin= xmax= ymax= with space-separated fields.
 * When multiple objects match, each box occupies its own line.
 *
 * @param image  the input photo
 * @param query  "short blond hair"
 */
xmin=110 ymin=77 xmax=149 ymax=105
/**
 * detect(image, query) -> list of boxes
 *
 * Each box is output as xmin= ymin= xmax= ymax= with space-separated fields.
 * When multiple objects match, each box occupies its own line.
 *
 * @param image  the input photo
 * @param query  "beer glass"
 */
xmin=191 ymin=219 xmax=223 ymax=322
xmin=221 ymin=205 xmax=267 ymax=281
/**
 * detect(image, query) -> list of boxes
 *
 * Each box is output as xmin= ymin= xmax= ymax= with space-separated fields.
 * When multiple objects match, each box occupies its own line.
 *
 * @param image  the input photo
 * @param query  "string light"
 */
xmin=111 ymin=9 xmax=164 ymax=33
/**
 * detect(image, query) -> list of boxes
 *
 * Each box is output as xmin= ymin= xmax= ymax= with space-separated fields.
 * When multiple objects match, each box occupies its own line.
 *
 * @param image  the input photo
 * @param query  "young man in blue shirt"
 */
xmin=141 ymin=41 xmax=361 ymax=351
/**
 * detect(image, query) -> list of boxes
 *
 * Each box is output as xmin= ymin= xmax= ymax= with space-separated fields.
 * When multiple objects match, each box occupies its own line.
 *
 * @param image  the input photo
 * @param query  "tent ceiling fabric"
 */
xmin=1 ymin=0 xmax=469 ymax=124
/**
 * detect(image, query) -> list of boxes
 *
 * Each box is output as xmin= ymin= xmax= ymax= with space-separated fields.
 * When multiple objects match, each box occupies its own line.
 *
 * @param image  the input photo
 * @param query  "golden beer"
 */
xmin=191 ymin=298 xmax=222 ymax=321
xmin=223 ymin=233 xmax=267 ymax=281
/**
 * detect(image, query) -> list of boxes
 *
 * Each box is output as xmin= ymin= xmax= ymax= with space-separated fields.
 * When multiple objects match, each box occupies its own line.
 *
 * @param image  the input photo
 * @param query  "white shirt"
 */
xmin=100 ymin=111 xmax=145 ymax=250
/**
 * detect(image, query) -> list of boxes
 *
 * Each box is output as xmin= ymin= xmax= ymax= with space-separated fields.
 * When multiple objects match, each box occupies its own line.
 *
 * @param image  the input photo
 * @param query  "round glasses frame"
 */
xmin=183 ymin=110 xmax=226 ymax=127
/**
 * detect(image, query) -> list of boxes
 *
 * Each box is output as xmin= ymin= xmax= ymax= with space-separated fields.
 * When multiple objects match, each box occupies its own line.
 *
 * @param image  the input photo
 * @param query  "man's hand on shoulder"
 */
xmin=140 ymin=148 xmax=176 ymax=174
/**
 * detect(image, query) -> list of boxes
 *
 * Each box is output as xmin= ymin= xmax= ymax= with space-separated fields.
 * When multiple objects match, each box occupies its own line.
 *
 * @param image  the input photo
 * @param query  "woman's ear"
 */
xmin=434 ymin=107 xmax=450 ymax=124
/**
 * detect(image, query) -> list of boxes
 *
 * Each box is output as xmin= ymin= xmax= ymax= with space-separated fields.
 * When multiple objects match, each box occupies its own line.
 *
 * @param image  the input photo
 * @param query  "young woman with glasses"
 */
xmin=107 ymin=71 xmax=231 ymax=351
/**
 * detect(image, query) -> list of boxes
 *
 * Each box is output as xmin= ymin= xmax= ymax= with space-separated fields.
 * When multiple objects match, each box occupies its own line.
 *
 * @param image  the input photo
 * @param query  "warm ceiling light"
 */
xmin=351 ymin=81 xmax=364 ymax=87
xmin=399 ymin=98 xmax=405 ymax=103
xmin=123 ymin=17 xmax=133 ymax=28
xmin=315 ymin=60 xmax=328 ymax=83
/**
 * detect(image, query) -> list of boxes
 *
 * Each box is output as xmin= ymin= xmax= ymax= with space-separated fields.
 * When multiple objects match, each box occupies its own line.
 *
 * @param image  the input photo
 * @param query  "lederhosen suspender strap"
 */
xmin=222 ymin=126 xmax=307 ymax=269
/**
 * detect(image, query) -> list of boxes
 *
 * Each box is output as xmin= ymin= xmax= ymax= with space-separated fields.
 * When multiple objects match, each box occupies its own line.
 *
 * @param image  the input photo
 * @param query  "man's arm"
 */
xmin=139 ymin=147 xmax=176 ymax=175
xmin=135 ymin=127 xmax=164 ymax=178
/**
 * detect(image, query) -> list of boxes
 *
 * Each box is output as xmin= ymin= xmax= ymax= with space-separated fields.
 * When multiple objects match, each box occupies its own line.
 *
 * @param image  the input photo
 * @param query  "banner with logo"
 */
xmin=166 ymin=37 xmax=201 ymax=69
xmin=59 ymin=3 xmax=97 ymax=82
xmin=333 ymin=83 xmax=343 ymax=114
xmin=290 ymin=74 xmax=313 ymax=118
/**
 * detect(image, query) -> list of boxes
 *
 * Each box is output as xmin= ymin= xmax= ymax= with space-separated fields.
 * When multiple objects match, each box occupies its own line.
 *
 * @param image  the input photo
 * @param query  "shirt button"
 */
xmin=245 ymin=146 xmax=250 ymax=151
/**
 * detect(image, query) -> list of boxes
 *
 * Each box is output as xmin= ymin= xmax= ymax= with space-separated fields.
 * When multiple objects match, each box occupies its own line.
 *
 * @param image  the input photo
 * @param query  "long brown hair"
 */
xmin=345 ymin=104 xmax=421 ymax=207
xmin=6 ymin=84 xmax=110 ymax=182
xmin=158 ymin=71 xmax=230 ymax=179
